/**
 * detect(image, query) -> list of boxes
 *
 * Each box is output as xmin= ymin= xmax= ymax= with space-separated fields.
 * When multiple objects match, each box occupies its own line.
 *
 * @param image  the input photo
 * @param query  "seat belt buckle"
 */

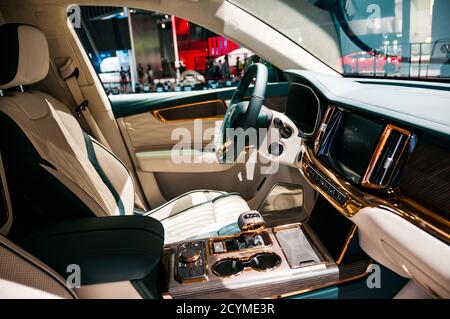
xmin=75 ymin=100 xmax=89 ymax=118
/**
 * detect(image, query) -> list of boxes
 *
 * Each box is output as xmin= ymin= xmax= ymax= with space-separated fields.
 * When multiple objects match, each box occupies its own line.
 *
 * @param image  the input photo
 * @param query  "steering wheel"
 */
xmin=217 ymin=63 xmax=271 ymax=162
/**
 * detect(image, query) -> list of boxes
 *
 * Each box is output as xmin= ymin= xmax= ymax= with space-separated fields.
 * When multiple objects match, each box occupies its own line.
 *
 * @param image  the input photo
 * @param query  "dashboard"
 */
xmin=280 ymin=70 xmax=450 ymax=297
xmin=284 ymin=71 xmax=450 ymax=245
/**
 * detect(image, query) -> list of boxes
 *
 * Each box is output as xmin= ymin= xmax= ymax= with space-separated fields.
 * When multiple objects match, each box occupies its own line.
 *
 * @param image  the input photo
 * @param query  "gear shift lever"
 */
xmin=210 ymin=211 xmax=267 ymax=254
xmin=238 ymin=210 xmax=265 ymax=232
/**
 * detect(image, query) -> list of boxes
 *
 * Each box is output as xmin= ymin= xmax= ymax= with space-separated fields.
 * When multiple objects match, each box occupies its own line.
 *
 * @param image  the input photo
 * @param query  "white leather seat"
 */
xmin=146 ymin=190 xmax=250 ymax=243
xmin=0 ymin=24 xmax=249 ymax=243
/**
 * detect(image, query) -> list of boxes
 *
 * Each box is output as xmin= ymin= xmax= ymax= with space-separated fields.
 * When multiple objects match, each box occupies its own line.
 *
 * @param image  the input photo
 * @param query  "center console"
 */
xmin=162 ymin=211 xmax=340 ymax=299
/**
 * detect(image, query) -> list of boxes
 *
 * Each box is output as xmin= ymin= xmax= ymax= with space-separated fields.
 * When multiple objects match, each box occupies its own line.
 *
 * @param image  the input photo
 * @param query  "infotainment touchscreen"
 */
xmin=324 ymin=113 xmax=384 ymax=184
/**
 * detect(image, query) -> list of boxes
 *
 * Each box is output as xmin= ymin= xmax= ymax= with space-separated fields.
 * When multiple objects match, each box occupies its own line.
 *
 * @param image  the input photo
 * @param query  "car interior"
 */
xmin=0 ymin=0 xmax=449 ymax=299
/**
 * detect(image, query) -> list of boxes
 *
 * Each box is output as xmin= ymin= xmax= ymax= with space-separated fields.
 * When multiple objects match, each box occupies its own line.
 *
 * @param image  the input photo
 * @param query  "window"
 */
xmin=72 ymin=6 xmax=284 ymax=95
xmin=231 ymin=0 xmax=450 ymax=80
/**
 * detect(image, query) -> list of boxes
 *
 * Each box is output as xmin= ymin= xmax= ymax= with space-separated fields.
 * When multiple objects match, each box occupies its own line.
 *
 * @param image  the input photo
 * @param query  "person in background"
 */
xmin=213 ymin=58 xmax=221 ymax=78
xmin=207 ymin=58 xmax=215 ymax=81
xmin=146 ymin=64 xmax=153 ymax=87
xmin=179 ymin=60 xmax=187 ymax=74
xmin=137 ymin=63 xmax=144 ymax=84
xmin=220 ymin=55 xmax=231 ymax=80
xmin=236 ymin=56 xmax=243 ymax=78
xmin=204 ymin=56 xmax=211 ymax=76
xmin=119 ymin=66 xmax=128 ymax=93
xmin=218 ymin=59 xmax=223 ymax=76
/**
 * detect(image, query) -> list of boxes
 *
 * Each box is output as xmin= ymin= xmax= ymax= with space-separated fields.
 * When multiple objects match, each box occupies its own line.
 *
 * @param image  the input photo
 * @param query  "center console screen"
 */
xmin=319 ymin=112 xmax=384 ymax=184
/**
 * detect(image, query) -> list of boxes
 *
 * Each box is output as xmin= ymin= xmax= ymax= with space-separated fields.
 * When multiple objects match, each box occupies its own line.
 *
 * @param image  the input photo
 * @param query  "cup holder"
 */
xmin=212 ymin=253 xmax=281 ymax=277
xmin=249 ymin=252 xmax=282 ymax=271
xmin=213 ymin=258 xmax=244 ymax=277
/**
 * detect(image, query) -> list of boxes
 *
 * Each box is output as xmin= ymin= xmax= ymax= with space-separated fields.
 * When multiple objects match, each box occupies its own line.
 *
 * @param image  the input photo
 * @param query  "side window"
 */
xmin=72 ymin=6 xmax=285 ymax=96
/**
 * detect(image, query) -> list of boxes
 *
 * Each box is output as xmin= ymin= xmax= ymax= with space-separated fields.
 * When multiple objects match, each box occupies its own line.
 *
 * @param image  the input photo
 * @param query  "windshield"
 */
xmin=230 ymin=0 xmax=450 ymax=81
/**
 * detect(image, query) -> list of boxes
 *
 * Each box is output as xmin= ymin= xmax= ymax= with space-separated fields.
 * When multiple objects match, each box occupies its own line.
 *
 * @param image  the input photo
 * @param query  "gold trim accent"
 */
xmin=361 ymin=124 xmax=412 ymax=189
xmin=398 ymin=195 xmax=450 ymax=227
xmin=314 ymin=105 xmax=335 ymax=154
xmin=309 ymin=106 xmax=448 ymax=242
xmin=240 ymin=223 xmax=265 ymax=232
xmin=336 ymin=224 xmax=357 ymax=265
xmin=272 ymin=223 xmax=305 ymax=232
xmin=181 ymin=251 xmax=201 ymax=263
xmin=151 ymin=99 xmax=227 ymax=123
xmin=300 ymin=146 xmax=450 ymax=243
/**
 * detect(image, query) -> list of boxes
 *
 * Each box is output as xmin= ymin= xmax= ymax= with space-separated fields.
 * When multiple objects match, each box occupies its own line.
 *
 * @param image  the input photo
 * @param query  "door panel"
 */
xmin=113 ymin=82 xmax=315 ymax=214
xmin=115 ymin=83 xmax=288 ymax=152
xmin=152 ymin=100 xmax=227 ymax=122
xmin=115 ymin=84 xmax=287 ymax=198
xmin=122 ymin=111 xmax=220 ymax=149
xmin=135 ymin=150 xmax=238 ymax=173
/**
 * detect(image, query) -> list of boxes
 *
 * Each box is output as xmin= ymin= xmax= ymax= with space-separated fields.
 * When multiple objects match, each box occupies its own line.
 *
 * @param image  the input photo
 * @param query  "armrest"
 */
xmin=19 ymin=216 xmax=164 ymax=286
xmin=136 ymin=149 xmax=237 ymax=173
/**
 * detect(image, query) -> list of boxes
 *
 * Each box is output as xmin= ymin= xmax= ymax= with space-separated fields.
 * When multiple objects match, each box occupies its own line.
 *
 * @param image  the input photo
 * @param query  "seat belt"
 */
xmin=58 ymin=58 xmax=148 ymax=211
xmin=59 ymin=58 xmax=111 ymax=149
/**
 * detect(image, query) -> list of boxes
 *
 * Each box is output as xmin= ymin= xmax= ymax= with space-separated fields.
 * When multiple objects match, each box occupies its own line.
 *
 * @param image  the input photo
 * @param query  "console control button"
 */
xmin=180 ymin=249 xmax=201 ymax=263
xmin=213 ymin=241 xmax=226 ymax=254
xmin=273 ymin=117 xmax=283 ymax=129
xmin=175 ymin=241 xmax=207 ymax=283
xmin=307 ymin=166 xmax=347 ymax=205
xmin=269 ymin=142 xmax=284 ymax=156
xmin=273 ymin=117 xmax=293 ymax=139
xmin=280 ymin=126 xmax=292 ymax=139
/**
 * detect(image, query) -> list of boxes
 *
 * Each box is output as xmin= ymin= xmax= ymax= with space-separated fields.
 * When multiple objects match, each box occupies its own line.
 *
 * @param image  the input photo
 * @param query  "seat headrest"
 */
xmin=0 ymin=24 xmax=49 ymax=90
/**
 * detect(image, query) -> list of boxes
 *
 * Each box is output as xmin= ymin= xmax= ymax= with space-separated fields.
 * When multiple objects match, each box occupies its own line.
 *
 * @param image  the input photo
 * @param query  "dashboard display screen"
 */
xmin=328 ymin=113 xmax=384 ymax=183
xmin=285 ymin=83 xmax=320 ymax=136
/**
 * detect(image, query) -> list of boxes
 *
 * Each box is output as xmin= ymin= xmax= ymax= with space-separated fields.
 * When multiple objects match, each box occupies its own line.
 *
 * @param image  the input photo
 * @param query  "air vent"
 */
xmin=361 ymin=125 xmax=411 ymax=189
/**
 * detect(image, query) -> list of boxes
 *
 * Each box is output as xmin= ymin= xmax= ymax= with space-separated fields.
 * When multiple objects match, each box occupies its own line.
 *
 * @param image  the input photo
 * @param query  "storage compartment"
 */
xmin=275 ymin=225 xmax=322 ymax=268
